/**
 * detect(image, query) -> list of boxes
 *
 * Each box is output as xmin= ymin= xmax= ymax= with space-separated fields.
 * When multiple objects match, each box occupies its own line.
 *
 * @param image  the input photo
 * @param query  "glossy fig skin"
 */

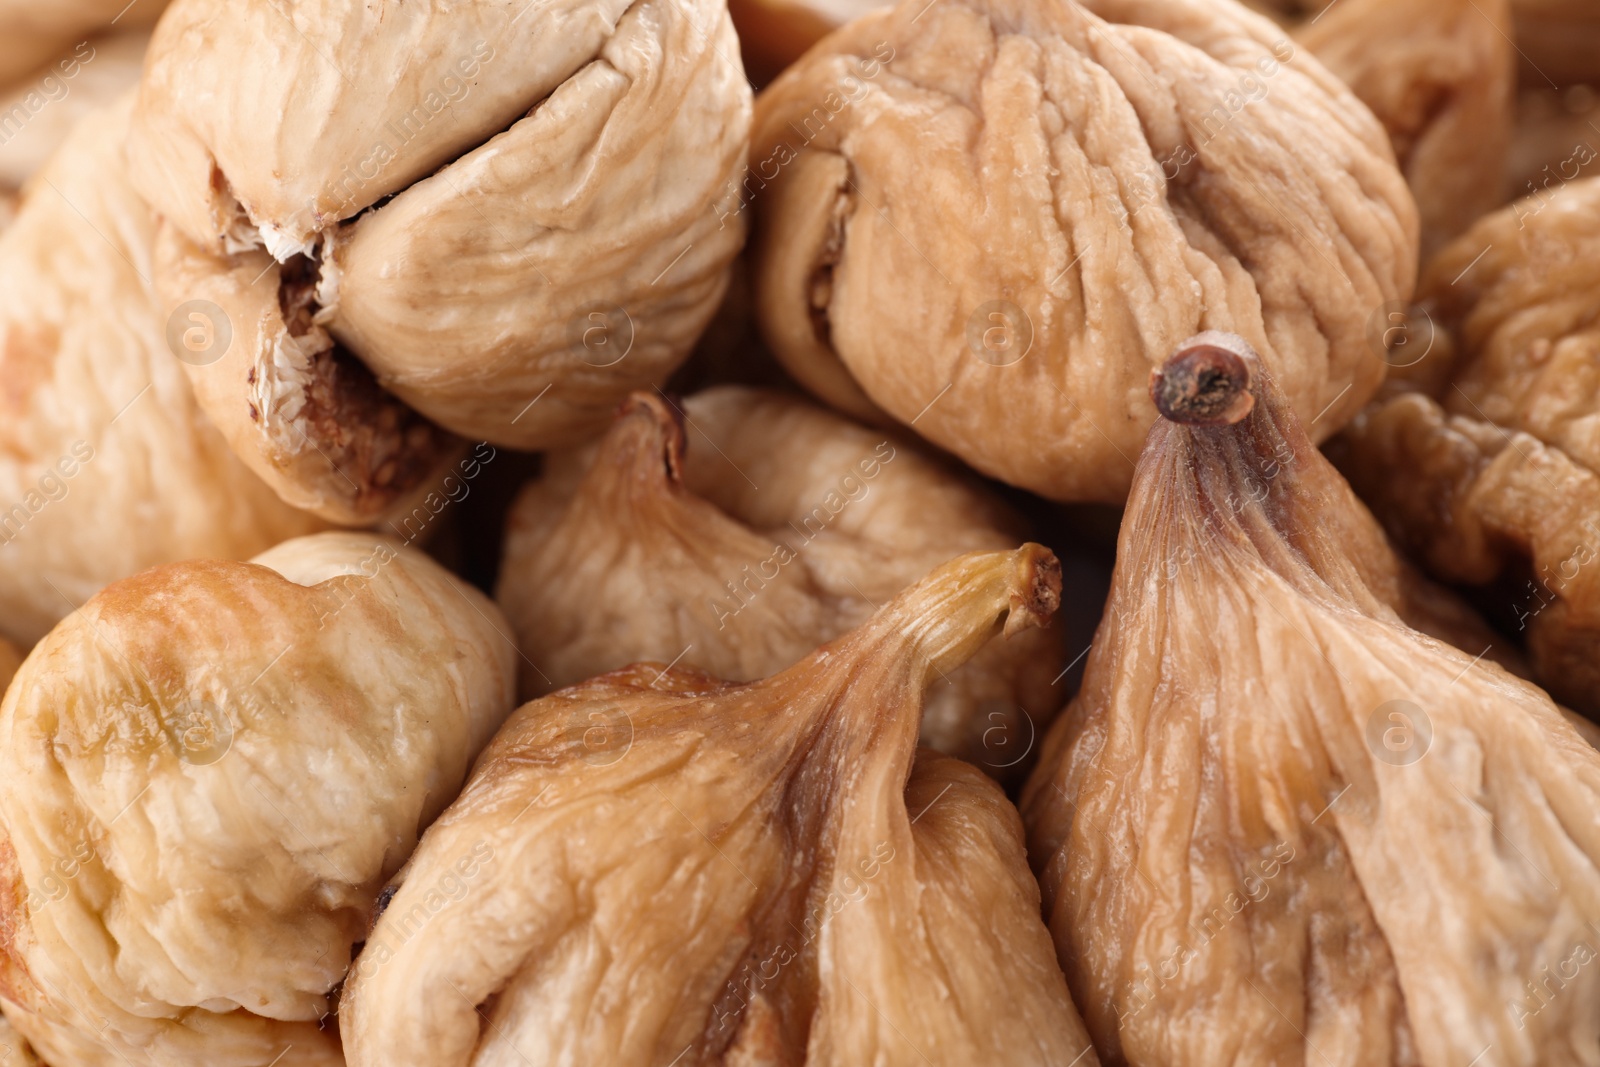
xmin=0 ymin=96 xmax=328 ymax=646
xmin=748 ymin=0 xmax=1415 ymax=503
xmin=496 ymin=386 xmax=1065 ymax=778
xmin=1332 ymin=392 xmax=1600 ymax=717
xmin=1023 ymin=334 xmax=1600 ymax=1066
xmin=128 ymin=0 xmax=752 ymax=458
xmin=0 ymin=533 xmax=517 ymax=1067
xmin=344 ymin=547 xmax=1098 ymax=1067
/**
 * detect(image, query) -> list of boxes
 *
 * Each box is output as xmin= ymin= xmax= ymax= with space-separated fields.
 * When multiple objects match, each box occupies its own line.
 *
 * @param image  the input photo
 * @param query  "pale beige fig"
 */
xmin=1510 ymin=0 xmax=1600 ymax=86
xmin=1023 ymin=333 xmax=1600 ymax=1066
xmin=0 ymin=31 xmax=149 ymax=191
xmin=0 ymin=95 xmax=327 ymax=647
xmin=343 ymin=546 xmax=1096 ymax=1067
xmin=0 ymin=531 xmax=518 ymax=1067
xmin=127 ymin=0 xmax=752 ymax=497
xmin=1331 ymin=391 xmax=1600 ymax=716
xmin=1273 ymin=0 xmax=1514 ymax=258
xmin=496 ymin=386 xmax=1064 ymax=777
xmin=0 ymin=0 xmax=165 ymax=86
xmin=1420 ymin=175 xmax=1600 ymax=472
xmin=748 ymin=0 xmax=1416 ymax=503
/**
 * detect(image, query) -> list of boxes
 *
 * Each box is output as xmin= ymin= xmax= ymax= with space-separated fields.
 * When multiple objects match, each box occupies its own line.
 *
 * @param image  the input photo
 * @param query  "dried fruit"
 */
xmin=1023 ymin=333 xmax=1600 ymax=1065
xmin=1254 ymin=0 xmax=1514 ymax=257
xmin=1419 ymin=176 xmax=1600 ymax=467
xmin=0 ymin=96 xmax=326 ymax=646
xmin=127 ymin=0 xmax=752 ymax=496
xmin=496 ymin=386 xmax=1064 ymax=776
xmin=749 ymin=0 xmax=1415 ymax=503
xmin=343 ymin=547 xmax=1097 ymax=1067
xmin=0 ymin=0 xmax=165 ymax=84
xmin=1332 ymin=391 xmax=1600 ymax=715
xmin=0 ymin=31 xmax=148 ymax=192
xmin=0 ymin=532 xmax=518 ymax=1066
xmin=0 ymin=1012 xmax=39 ymax=1067
xmin=728 ymin=0 xmax=886 ymax=84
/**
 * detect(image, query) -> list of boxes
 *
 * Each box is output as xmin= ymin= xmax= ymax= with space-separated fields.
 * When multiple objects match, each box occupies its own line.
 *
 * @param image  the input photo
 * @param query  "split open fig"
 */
xmin=127 ymin=0 xmax=752 ymax=512
xmin=496 ymin=386 xmax=1065 ymax=778
xmin=343 ymin=546 xmax=1097 ymax=1067
xmin=1023 ymin=332 xmax=1600 ymax=1066
xmin=0 ymin=533 xmax=517 ymax=1066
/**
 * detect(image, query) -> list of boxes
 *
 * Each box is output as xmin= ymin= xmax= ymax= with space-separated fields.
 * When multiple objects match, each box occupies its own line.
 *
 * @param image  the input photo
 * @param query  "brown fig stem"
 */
xmin=1150 ymin=332 xmax=1258 ymax=427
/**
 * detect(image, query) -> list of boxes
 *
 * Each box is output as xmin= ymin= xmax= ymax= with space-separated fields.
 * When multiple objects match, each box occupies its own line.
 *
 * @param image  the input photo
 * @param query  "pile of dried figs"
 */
xmin=0 ymin=0 xmax=1597 ymax=1064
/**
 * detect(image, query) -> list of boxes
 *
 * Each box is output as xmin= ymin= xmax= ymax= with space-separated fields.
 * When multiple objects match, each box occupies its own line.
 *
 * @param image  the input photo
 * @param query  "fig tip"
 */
xmin=1151 ymin=332 xmax=1258 ymax=427
xmin=615 ymin=390 xmax=687 ymax=483
xmin=1005 ymin=542 xmax=1061 ymax=637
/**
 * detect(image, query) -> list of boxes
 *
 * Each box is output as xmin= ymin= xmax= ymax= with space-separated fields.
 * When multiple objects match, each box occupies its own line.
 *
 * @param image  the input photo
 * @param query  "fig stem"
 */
xmin=1150 ymin=332 xmax=1258 ymax=427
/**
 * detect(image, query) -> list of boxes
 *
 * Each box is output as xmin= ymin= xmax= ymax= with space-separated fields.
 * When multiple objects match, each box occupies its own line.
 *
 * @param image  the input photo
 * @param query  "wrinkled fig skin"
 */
xmin=1023 ymin=334 xmax=1600 ymax=1067
xmin=1274 ymin=0 xmax=1514 ymax=258
xmin=496 ymin=386 xmax=1065 ymax=778
xmin=1332 ymin=392 xmax=1600 ymax=716
xmin=0 ymin=96 xmax=327 ymax=647
xmin=1421 ymin=176 xmax=1600 ymax=468
xmin=749 ymin=0 xmax=1416 ymax=503
xmin=129 ymin=0 xmax=752 ymax=453
xmin=0 ymin=31 xmax=149 ymax=191
xmin=0 ymin=0 xmax=165 ymax=85
xmin=343 ymin=548 xmax=1099 ymax=1067
xmin=0 ymin=533 xmax=518 ymax=1067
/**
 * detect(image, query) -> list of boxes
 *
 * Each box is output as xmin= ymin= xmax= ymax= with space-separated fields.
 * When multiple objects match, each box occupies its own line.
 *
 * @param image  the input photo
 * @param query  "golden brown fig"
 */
xmin=0 ymin=0 xmax=165 ymax=85
xmin=496 ymin=386 xmax=1064 ymax=776
xmin=1023 ymin=332 xmax=1600 ymax=1066
xmin=0 ymin=31 xmax=148 ymax=192
xmin=1332 ymin=391 xmax=1600 ymax=715
xmin=0 ymin=95 xmax=327 ymax=646
xmin=0 ymin=532 xmax=518 ymax=1067
xmin=748 ymin=0 xmax=1416 ymax=503
xmin=727 ymin=0 xmax=887 ymax=84
xmin=1421 ymin=175 xmax=1600 ymax=469
xmin=342 ymin=547 xmax=1097 ymax=1067
xmin=127 ymin=0 xmax=751 ymax=488
xmin=1267 ymin=0 xmax=1514 ymax=257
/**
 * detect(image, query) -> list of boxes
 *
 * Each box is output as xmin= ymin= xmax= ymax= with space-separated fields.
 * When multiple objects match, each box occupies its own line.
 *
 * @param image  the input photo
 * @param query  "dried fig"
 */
xmin=728 ymin=0 xmax=887 ymax=84
xmin=1258 ymin=0 xmax=1514 ymax=257
xmin=496 ymin=386 xmax=1064 ymax=776
xmin=0 ymin=31 xmax=147 ymax=192
xmin=0 ymin=0 xmax=165 ymax=85
xmin=127 ymin=0 xmax=751 ymax=490
xmin=0 ymin=1015 xmax=38 ymax=1066
xmin=748 ymin=0 xmax=1416 ymax=503
xmin=1023 ymin=333 xmax=1600 ymax=1066
xmin=1421 ymin=175 xmax=1600 ymax=470
xmin=1332 ymin=391 xmax=1600 ymax=716
xmin=342 ymin=547 xmax=1097 ymax=1067
xmin=0 ymin=532 xmax=518 ymax=1066
xmin=0 ymin=96 xmax=327 ymax=646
